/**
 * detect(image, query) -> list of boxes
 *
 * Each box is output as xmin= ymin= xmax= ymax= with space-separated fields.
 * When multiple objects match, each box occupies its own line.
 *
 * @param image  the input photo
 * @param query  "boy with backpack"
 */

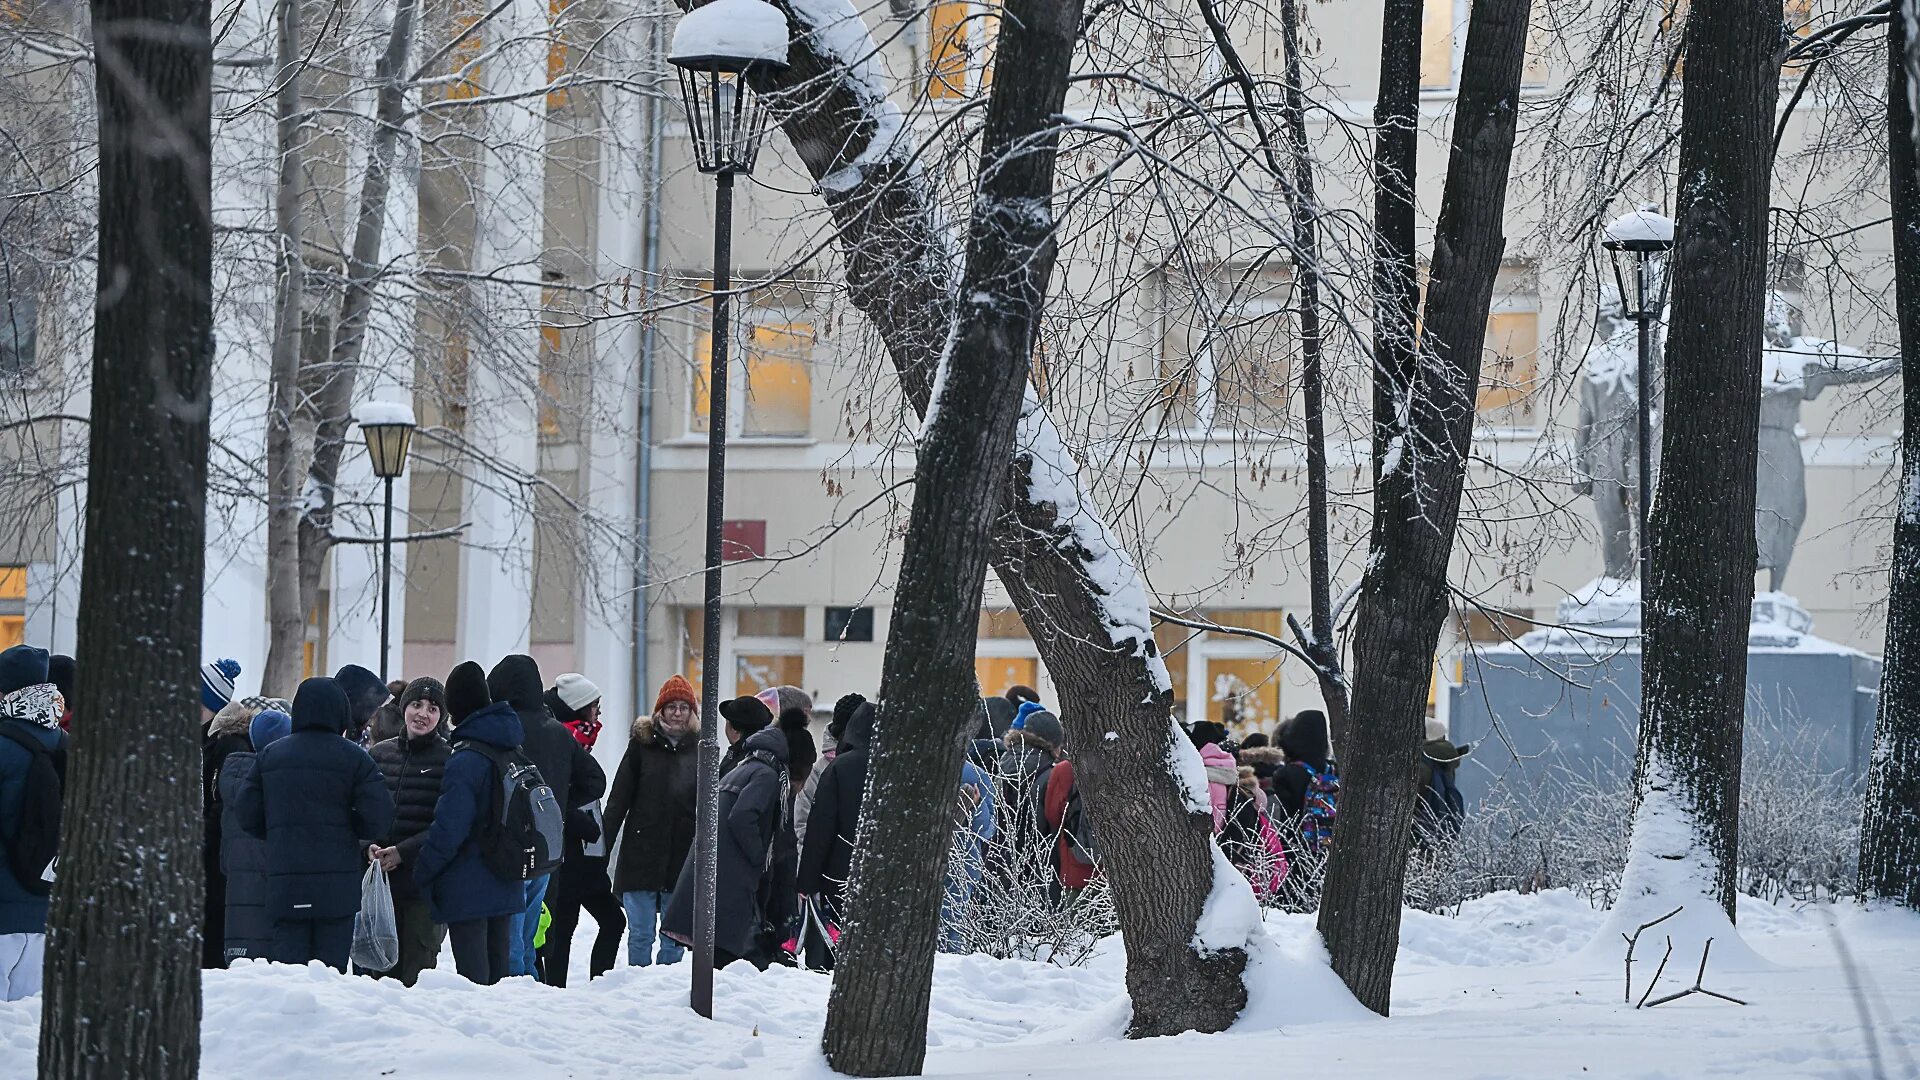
xmin=1028 ymin=712 xmax=1099 ymax=893
xmin=412 ymin=661 xmax=564 ymax=985
xmin=0 ymin=644 xmax=66 ymax=1001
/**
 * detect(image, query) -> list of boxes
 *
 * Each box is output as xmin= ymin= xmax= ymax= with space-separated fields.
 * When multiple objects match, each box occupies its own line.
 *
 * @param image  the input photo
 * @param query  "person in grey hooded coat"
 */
xmin=660 ymin=696 xmax=790 ymax=969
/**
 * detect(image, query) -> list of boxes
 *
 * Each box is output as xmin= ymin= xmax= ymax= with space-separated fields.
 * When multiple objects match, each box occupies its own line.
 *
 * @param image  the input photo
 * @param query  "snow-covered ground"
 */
xmin=2 ymin=891 xmax=1915 ymax=1078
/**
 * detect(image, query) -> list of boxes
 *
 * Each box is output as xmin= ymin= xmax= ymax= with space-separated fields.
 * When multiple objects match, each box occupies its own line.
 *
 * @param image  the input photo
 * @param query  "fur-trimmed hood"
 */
xmin=634 ymin=712 xmax=699 ymax=746
xmin=207 ymin=699 xmax=260 ymax=739
xmin=1237 ymin=746 xmax=1286 ymax=769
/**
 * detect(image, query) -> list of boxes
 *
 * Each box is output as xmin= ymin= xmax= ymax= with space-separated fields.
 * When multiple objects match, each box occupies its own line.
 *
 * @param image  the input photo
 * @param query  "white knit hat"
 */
xmin=555 ymin=672 xmax=602 ymax=711
xmin=1425 ymin=717 xmax=1449 ymax=743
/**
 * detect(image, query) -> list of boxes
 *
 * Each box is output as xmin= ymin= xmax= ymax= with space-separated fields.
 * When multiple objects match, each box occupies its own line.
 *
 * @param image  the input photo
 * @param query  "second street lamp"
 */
xmin=669 ymin=0 xmax=788 ymax=1021
xmin=1601 ymin=207 xmax=1675 ymax=595
xmin=356 ymin=400 xmax=417 ymax=684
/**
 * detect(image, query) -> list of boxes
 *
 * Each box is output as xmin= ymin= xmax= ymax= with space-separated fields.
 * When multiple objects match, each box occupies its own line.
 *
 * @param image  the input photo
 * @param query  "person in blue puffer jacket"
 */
xmin=411 ymin=661 xmax=527 ymax=985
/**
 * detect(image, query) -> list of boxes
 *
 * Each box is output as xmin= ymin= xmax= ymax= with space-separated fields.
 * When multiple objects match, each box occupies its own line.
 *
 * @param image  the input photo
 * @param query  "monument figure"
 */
xmin=1573 ymin=289 xmax=1654 ymax=582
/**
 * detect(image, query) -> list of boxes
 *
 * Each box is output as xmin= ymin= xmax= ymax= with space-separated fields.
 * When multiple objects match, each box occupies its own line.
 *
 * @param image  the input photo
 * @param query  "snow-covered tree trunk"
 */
xmin=1860 ymin=8 xmax=1920 ymax=909
xmin=749 ymin=0 xmax=1250 ymax=1036
xmin=818 ymin=3 xmax=1079 ymax=1071
xmin=38 ymin=0 xmax=212 ymax=1069
xmin=1615 ymin=0 xmax=1778 ymax=931
xmin=1318 ymin=0 xmax=1533 ymax=1016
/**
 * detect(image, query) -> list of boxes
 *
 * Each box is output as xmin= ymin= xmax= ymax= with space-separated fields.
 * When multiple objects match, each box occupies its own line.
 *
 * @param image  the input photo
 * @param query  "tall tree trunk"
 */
xmin=1622 ymin=0 xmax=1778 ymax=923
xmin=1858 ymin=9 xmax=1920 ymax=907
xmin=261 ymin=0 xmax=419 ymax=691
xmin=819 ymin=3 xmax=1079 ymax=1071
xmin=1318 ymin=0 xmax=1532 ymax=1015
xmin=39 ymin=0 xmax=212 ymax=1070
xmin=262 ymin=0 xmax=311 ymax=697
xmin=749 ymin=0 xmax=1250 ymax=1034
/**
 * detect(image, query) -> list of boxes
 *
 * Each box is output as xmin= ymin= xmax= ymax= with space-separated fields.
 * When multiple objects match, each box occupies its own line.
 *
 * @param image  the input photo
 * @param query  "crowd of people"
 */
xmin=0 ymin=636 xmax=1473 ymax=999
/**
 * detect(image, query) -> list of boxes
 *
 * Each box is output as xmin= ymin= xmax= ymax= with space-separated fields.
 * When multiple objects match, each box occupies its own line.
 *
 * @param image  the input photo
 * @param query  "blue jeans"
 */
xmin=509 ymin=875 xmax=550 ymax=978
xmin=620 ymin=889 xmax=683 ymax=967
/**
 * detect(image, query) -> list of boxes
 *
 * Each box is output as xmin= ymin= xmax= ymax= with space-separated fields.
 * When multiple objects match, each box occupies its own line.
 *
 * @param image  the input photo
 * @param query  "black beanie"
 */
xmin=0 ymin=644 xmax=49 ymax=696
xmin=829 ymin=693 xmax=867 ymax=741
xmin=48 ymin=654 xmax=76 ymax=705
xmin=399 ymin=676 xmax=447 ymax=714
xmin=445 ymin=661 xmax=491 ymax=725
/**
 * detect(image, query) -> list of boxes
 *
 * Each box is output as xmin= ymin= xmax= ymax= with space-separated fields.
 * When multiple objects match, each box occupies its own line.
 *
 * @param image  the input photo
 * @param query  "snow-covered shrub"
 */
xmin=1735 ymin=717 xmax=1862 ymax=904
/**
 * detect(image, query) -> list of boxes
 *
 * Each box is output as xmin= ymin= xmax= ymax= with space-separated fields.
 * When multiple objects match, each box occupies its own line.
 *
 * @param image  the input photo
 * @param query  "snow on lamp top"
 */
xmin=354 ymin=400 xmax=417 ymax=428
xmin=670 ymin=0 xmax=790 ymax=70
xmin=1601 ymin=209 xmax=1675 ymax=251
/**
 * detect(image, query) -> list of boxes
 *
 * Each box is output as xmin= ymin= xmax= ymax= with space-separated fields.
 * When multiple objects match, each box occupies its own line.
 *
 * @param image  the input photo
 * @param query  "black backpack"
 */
xmin=0 ymin=725 xmax=65 ymax=896
xmin=466 ymin=744 xmax=564 ymax=881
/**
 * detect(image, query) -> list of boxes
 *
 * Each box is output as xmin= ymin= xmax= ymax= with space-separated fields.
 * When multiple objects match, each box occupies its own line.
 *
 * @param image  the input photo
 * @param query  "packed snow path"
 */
xmin=1 ymin=891 xmax=1914 ymax=1077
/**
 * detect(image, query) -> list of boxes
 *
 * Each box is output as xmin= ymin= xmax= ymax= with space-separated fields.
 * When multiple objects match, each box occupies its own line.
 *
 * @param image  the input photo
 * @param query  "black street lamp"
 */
xmin=669 ymin=0 xmax=787 ymax=1021
xmin=1601 ymin=208 xmax=1675 ymax=593
xmin=357 ymin=402 xmax=416 ymax=684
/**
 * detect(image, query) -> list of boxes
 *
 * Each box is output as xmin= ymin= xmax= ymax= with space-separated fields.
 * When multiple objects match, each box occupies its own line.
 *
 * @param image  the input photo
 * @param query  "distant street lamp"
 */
xmin=669 ymin=0 xmax=787 ymax=1021
xmin=356 ymin=401 xmax=417 ymax=684
xmin=1601 ymin=208 xmax=1676 ymax=592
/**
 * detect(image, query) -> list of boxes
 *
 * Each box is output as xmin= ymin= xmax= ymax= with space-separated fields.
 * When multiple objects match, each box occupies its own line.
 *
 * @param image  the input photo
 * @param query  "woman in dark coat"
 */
xmin=603 ymin=676 xmax=700 ymax=967
xmin=660 ymin=698 xmax=789 ymax=969
xmin=218 ymin=709 xmax=292 ymax=965
xmin=367 ymin=676 xmax=451 ymax=984
xmin=796 ymin=701 xmax=873 ymax=919
xmin=411 ymin=669 xmax=528 ymax=986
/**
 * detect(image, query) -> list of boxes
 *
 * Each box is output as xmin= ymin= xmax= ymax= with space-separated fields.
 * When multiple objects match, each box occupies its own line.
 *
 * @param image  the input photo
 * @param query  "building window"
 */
xmin=0 ymin=567 xmax=25 ymax=651
xmin=692 ymin=284 xmax=815 ymax=439
xmin=1156 ymin=267 xmax=1293 ymax=436
xmin=438 ymin=0 xmax=488 ymax=102
xmin=825 ymin=606 xmax=874 ymax=642
xmin=1476 ymin=267 xmax=1541 ymax=429
xmin=546 ymin=0 xmax=573 ymax=110
xmin=1458 ymin=606 xmax=1534 ymax=644
xmin=1421 ymin=0 xmax=1549 ymax=92
xmin=928 ymin=0 xmax=998 ymax=101
xmin=680 ymin=606 xmax=808 ymax=700
xmin=0 ymin=289 xmax=35 ymax=380
xmin=975 ymin=608 xmax=1041 ymax=698
xmin=1155 ymin=609 xmax=1287 ymax=736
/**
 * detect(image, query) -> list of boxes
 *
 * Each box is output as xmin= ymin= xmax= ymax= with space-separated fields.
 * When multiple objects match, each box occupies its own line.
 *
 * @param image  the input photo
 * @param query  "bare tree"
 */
xmin=1621 ymin=0 xmax=1780 ymax=925
xmin=38 ymin=0 xmax=212 ymax=1070
xmin=1860 ymin=4 xmax=1920 ymax=909
xmin=1317 ymin=0 xmax=1536 ymax=1015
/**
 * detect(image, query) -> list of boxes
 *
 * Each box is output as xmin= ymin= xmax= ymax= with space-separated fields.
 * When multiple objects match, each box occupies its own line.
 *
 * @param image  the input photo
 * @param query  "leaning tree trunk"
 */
xmin=743 ymin=0 xmax=1250 ymax=1033
xmin=1858 ymin=8 xmax=1920 ymax=908
xmin=261 ymin=0 xmax=311 ymax=697
xmin=38 ymin=0 xmax=213 ymax=1071
xmin=1620 ymin=0 xmax=1778 ymax=924
xmin=819 ymin=3 xmax=1079 ymax=1071
xmin=261 ymin=0 xmax=420 ymax=692
xmin=1318 ymin=0 xmax=1532 ymax=1015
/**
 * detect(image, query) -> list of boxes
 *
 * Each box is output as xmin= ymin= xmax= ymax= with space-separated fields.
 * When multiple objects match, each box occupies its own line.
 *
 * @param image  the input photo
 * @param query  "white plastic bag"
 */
xmin=350 ymin=862 xmax=399 ymax=972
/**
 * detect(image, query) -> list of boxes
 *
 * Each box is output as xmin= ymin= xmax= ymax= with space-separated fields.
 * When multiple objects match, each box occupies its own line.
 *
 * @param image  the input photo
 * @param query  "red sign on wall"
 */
xmin=721 ymin=519 xmax=766 ymax=561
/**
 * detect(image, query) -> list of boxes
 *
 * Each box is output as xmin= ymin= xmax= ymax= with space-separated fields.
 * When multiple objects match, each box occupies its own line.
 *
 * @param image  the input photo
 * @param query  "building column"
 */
xmin=454 ymin=4 xmax=544 ymax=666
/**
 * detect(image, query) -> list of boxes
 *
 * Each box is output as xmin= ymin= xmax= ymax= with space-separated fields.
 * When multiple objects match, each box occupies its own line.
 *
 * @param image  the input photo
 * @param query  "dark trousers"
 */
xmin=203 ymin=850 xmax=227 ymax=969
xmin=541 ymin=886 xmax=626 ymax=987
xmin=448 ymin=916 xmax=513 ymax=986
xmin=272 ymin=916 xmax=354 ymax=972
xmin=368 ymin=898 xmax=445 ymax=985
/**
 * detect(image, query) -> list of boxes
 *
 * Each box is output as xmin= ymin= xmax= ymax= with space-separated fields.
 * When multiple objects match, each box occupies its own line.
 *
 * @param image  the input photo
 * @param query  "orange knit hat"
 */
xmin=654 ymin=674 xmax=698 ymax=714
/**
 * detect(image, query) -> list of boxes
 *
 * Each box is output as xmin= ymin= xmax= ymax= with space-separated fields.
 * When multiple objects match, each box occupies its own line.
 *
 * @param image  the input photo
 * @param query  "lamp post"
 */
xmin=1601 ymin=208 xmax=1676 ymax=594
xmin=669 ymin=0 xmax=787 ymax=1020
xmin=356 ymin=401 xmax=417 ymax=683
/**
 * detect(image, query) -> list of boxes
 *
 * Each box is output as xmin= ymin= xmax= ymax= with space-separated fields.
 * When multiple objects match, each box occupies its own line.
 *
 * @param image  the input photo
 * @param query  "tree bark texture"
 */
xmin=261 ymin=0 xmax=419 ymax=693
xmin=1629 ymin=0 xmax=1778 ymax=921
xmin=39 ymin=0 xmax=213 ymax=1072
xmin=262 ymin=0 xmax=312 ymax=697
xmin=819 ymin=3 xmax=1079 ymax=1072
xmin=1859 ymin=10 xmax=1920 ymax=908
xmin=748 ymin=0 xmax=1249 ymax=1036
xmin=1318 ymin=0 xmax=1531 ymax=1016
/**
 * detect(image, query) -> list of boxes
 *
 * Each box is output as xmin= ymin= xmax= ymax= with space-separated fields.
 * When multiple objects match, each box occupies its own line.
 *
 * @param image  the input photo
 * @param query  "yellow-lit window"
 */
xmin=1157 ymin=269 xmax=1293 ymax=434
xmin=681 ymin=607 xmax=706 ymax=699
xmin=547 ymin=0 xmax=573 ymax=110
xmin=1781 ymin=0 xmax=1814 ymax=79
xmin=692 ymin=300 xmax=815 ymax=438
xmin=1477 ymin=267 xmax=1540 ymax=427
xmin=439 ymin=0 xmax=486 ymax=102
xmin=1153 ymin=619 xmax=1194 ymax=716
xmin=978 ymin=609 xmax=1029 ymax=638
xmin=1458 ymin=607 xmax=1534 ymax=643
xmin=975 ymin=656 xmax=1037 ymax=698
xmin=1203 ymin=608 xmax=1286 ymax=640
xmin=739 ymin=606 xmax=806 ymax=638
xmin=0 ymin=567 xmax=24 ymax=601
xmin=928 ymin=1 xmax=998 ymax=101
xmin=1205 ymin=656 xmax=1282 ymax=735
xmin=736 ymin=653 xmax=804 ymax=696
xmin=1420 ymin=0 xmax=1461 ymax=91
xmin=1658 ymin=0 xmax=1686 ymax=80
xmin=539 ymin=321 xmax=564 ymax=439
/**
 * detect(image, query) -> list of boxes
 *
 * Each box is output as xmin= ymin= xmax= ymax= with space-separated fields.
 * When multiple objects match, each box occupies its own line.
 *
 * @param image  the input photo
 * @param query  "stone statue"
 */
xmin=1755 ymin=292 xmax=1895 ymax=592
xmin=1574 ymin=289 xmax=1657 ymax=581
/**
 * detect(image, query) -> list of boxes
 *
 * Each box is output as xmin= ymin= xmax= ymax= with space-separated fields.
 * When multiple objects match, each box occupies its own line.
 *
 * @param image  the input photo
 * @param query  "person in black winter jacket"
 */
xmin=486 ymin=654 xmax=606 ymax=978
xmin=603 ymin=675 xmax=700 ymax=968
xmin=538 ymin=675 xmax=625 ymax=985
xmin=235 ymin=677 xmax=396 ymax=971
xmin=1272 ymin=709 xmax=1335 ymax=818
xmin=412 ymin=673 xmax=528 ymax=986
xmin=217 ymin=709 xmax=292 ymax=965
xmin=796 ymin=701 xmax=873 ymax=923
xmin=201 ymin=696 xmax=259 ymax=969
xmin=661 ymin=699 xmax=790 ymax=969
xmin=366 ymin=676 xmax=451 ymax=984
